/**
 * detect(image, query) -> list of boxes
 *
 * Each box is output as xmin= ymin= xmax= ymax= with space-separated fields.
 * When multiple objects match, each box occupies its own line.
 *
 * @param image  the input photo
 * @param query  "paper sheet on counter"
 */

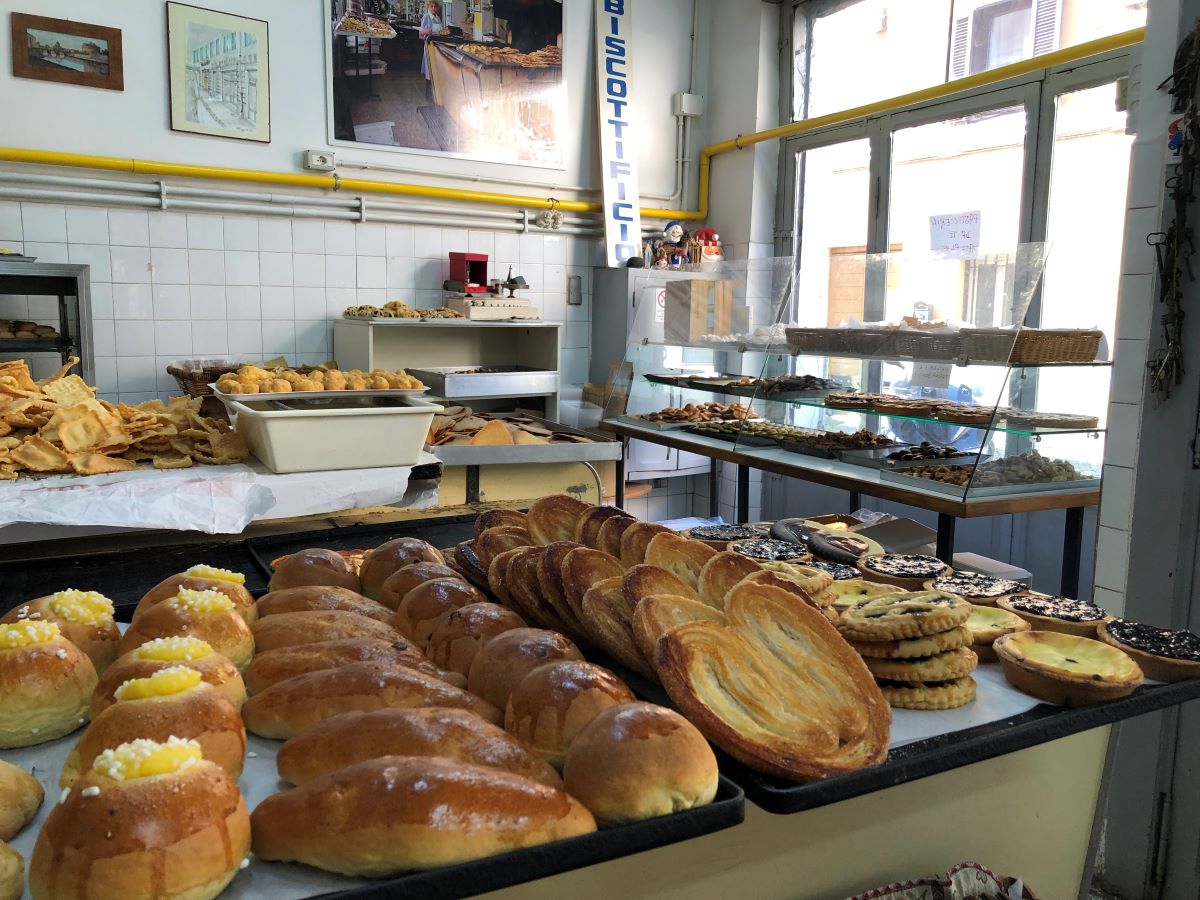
xmin=0 ymin=453 xmax=440 ymax=535
xmin=888 ymin=664 xmax=1043 ymax=748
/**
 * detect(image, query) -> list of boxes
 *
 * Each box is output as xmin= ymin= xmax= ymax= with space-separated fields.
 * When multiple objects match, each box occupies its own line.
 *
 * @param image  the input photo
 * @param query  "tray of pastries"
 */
xmin=0 ymin=319 xmax=58 ymax=340
xmin=881 ymin=452 xmax=1098 ymax=496
xmin=212 ymin=364 xmax=428 ymax=401
xmin=779 ymin=428 xmax=895 ymax=459
xmin=425 ymin=408 xmax=621 ymax=465
xmin=840 ymin=441 xmax=979 ymax=470
xmin=621 ymin=402 xmax=758 ymax=429
xmin=684 ymin=420 xmax=814 ymax=447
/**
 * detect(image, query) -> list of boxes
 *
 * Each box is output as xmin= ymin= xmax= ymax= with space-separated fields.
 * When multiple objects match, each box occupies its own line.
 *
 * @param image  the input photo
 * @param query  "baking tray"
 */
xmin=617 ymin=415 xmax=762 ymax=432
xmin=685 ymin=376 xmax=751 ymax=392
xmin=682 ymin=426 xmax=778 ymax=448
xmin=643 ymin=373 xmax=704 ymax=386
xmin=879 ymin=468 xmax=1101 ymax=497
xmin=839 ymin=445 xmax=985 ymax=471
xmin=406 ymin=366 xmax=558 ymax=399
xmin=427 ymin=415 xmax=622 ymax=466
xmin=211 ymin=385 xmax=430 ymax=404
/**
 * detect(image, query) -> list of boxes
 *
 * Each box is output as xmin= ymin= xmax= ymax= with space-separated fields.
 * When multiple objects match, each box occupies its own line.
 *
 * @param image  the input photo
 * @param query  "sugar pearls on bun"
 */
xmin=0 ymin=621 xmax=97 ymax=749
xmin=119 ymin=588 xmax=255 ymax=669
xmin=269 ymin=548 xmax=361 ymax=593
xmin=92 ymin=636 xmax=246 ymax=716
xmin=136 ymin=565 xmax=257 ymax=624
xmin=1 ymin=589 xmax=119 ymax=673
xmin=562 ymin=702 xmax=719 ymax=826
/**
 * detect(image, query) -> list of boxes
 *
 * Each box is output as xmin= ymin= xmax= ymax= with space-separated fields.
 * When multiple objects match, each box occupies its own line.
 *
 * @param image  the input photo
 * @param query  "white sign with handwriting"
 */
xmin=929 ymin=211 xmax=981 ymax=260
xmin=910 ymin=362 xmax=953 ymax=389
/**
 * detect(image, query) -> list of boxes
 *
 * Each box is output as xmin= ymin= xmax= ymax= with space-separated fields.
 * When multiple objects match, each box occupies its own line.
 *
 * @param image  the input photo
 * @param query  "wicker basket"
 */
xmin=960 ymin=328 xmax=1017 ymax=363
xmin=785 ymin=327 xmax=844 ymax=355
xmin=843 ymin=328 xmax=896 ymax=357
xmin=892 ymin=331 xmax=962 ymax=360
xmin=166 ymin=360 xmax=240 ymax=398
xmin=1009 ymin=328 xmax=1103 ymax=364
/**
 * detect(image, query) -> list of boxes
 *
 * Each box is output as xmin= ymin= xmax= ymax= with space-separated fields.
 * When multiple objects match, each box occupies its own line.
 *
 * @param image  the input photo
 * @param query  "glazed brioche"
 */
xmin=251 ymin=756 xmax=595 ymax=875
xmin=505 ymin=660 xmax=634 ymax=769
xmin=92 ymin=637 xmax=245 ymax=716
xmin=30 ymin=740 xmax=250 ymax=900
xmin=574 ymin=505 xmax=631 ymax=548
xmin=256 ymin=585 xmax=393 ymax=622
xmin=1 ymin=590 xmax=120 ymax=673
xmin=473 ymin=508 xmax=528 ymax=538
xmin=119 ymin=589 xmax=255 ymax=669
xmin=527 ymin=493 xmax=592 ymax=546
xmin=242 ymin=661 xmax=500 ymax=739
xmin=244 ymin=636 xmax=462 ymax=695
xmin=63 ymin=671 xmax=245 ymax=786
xmin=135 ymin=567 xmax=256 ymax=624
xmin=269 ymin=548 xmax=361 ymax=592
xmin=466 ymin=628 xmax=583 ymax=710
xmin=0 ymin=622 xmax=97 ymax=749
xmin=619 ymin=522 xmax=673 ymax=568
xmin=0 ymin=842 xmax=19 ymax=900
xmin=360 ymin=537 xmax=445 ymax=600
xmin=633 ymin=594 xmax=725 ymax=667
xmin=250 ymin=608 xmax=398 ymax=653
xmin=426 ymin=603 xmax=527 ymax=676
xmin=0 ymin=760 xmax=42 ymax=841
xmin=563 ymin=702 xmax=719 ymax=825
xmin=580 ymin=576 xmax=657 ymax=678
xmin=378 ymin=562 xmax=462 ymax=610
xmin=644 ymin=532 xmax=717 ymax=592
xmin=276 ymin=707 xmax=561 ymax=788
xmin=392 ymin=578 xmax=487 ymax=645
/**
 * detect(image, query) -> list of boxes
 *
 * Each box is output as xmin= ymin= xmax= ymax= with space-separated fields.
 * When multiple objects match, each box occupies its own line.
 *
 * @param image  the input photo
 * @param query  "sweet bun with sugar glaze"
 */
xmin=377 ymin=562 xmax=463 ymax=611
xmin=0 ymin=621 xmax=97 ymax=749
xmin=1 ymin=589 xmax=120 ymax=673
xmin=256 ymin=585 xmax=392 ymax=622
xmin=136 ymin=565 xmax=256 ymax=624
xmin=392 ymin=579 xmax=487 ymax=646
xmin=244 ymin=636 xmax=463 ymax=695
xmin=360 ymin=537 xmax=445 ymax=600
xmin=119 ymin=588 xmax=254 ymax=670
xmin=0 ymin=760 xmax=42 ymax=841
xmin=426 ymin=603 xmax=527 ymax=677
xmin=466 ymin=628 xmax=583 ymax=711
xmin=269 ymin=548 xmax=360 ymax=593
xmin=92 ymin=636 xmax=245 ymax=716
xmin=0 ymin=841 xmax=20 ymax=900
xmin=250 ymin=608 xmax=398 ymax=653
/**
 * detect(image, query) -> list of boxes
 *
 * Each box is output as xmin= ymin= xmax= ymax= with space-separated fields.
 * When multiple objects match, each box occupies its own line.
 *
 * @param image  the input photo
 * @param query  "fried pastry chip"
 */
xmin=11 ymin=435 xmax=70 ymax=472
xmin=40 ymin=374 xmax=92 ymax=406
xmin=69 ymin=453 xmax=136 ymax=476
xmin=153 ymin=453 xmax=195 ymax=470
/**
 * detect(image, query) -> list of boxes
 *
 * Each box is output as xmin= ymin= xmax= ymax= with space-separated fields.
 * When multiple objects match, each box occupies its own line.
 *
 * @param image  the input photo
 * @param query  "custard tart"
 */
xmin=994 ymin=631 xmax=1142 ymax=706
xmin=964 ymin=605 xmax=1030 ymax=662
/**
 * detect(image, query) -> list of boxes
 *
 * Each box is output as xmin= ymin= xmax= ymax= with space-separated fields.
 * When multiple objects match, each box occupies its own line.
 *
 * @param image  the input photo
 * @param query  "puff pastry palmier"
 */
xmin=596 ymin=514 xmax=638 ymax=559
xmin=580 ymin=578 xmax=656 ymax=679
xmin=475 ymin=526 xmax=534 ymax=569
xmin=473 ymin=508 xmax=528 ymax=538
xmin=656 ymin=581 xmax=890 ymax=781
xmin=619 ymin=522 xmax=673 ymax=568
xmin=644 ymin=532 xmax=716 ymax=592
xmin=489 ymin=549 xmax=531 ymax=616
xmin=508 ymin=549 xmax=570 ymax=632
xmin=632 ymin=594 xmax=725 ymax=667
xmin=622 ymin=564 xmax=698 ymax=612
xmin=527 ymin=494 xmax=592 ymax=546
xmin=696 ymin=551 xmax=762 ymax=609
xmin=536 ymin=541 xmax=588 ymax=634
xmin=561 ymin=547 xmax=625 ymax=621
xmin=574 ymin=505 xmax=631 ymax=548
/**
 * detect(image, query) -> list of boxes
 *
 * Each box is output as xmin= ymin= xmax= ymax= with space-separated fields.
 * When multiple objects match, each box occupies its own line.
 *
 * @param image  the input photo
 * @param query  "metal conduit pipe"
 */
xmin=0 ymin=187 xmax=159 ymax=207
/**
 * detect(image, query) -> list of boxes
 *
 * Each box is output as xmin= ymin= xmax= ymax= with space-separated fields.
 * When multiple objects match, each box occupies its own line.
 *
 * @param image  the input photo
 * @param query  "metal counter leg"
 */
xmin=616 ymin=440 xmax=626 ymax=509
xmin=709 ymin=458 xmax=719 ymax=519
xmin=1061 ymin=506 xmax=1084 ymax=598
xmin=737 ymin=465 xmax=750 ymax=524
xmin=849 ymin=490 xmax=861 ymax=513
xmin=936 ymin=514 xmax=956 ymax=563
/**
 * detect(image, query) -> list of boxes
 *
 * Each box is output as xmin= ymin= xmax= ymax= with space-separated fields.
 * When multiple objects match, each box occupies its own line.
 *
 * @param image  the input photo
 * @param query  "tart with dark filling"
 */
xmin=685 ymin=524 xmax=768 ymax=550
xmin=1097 ymin=619 xmax=1200 ymax=683
xmin=996 ymin=592 xmax=1111 ymax=637
xmin=728 ymin=539 xmax=812 ymax=562
xmin=857 ymin=553 xmax=950 ymax=591
xmin=925 ymin=572 xmax=1023 ymax=606
xmin=994 ymin=630 xmax=1143 ymax=706
xmin=808 ymin=560 xmax=861 ymax=582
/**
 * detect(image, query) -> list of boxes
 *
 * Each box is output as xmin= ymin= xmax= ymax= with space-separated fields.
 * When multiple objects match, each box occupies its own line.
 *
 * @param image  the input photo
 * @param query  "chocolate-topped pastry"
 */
xmin=1098 ymin=619 xmax=1200 ymax=682
xmin=687 ymin=525 xmax=767 ymax=543
xmin=808 ymin=532 xmax=873 ymax=565
xmin=927 ymin=572 xmax=1023 ymax=606
xmin=996 ymin=592 xmax=1110 ymax=638
xmin=808 ymin=560 xmax=860 ymax=581
xmin=729 ymin=539 xmax=812 ymax=562
xmin=857 ymin=554 xmax=949 ymax=591
xmin=769 ymin=518 xmax=820 ymax=545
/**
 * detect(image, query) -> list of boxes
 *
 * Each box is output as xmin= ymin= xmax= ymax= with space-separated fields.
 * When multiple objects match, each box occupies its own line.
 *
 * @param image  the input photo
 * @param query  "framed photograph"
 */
xmin=10 ymin=13 xmax=123 ymax=91
xmin=325 ymin=0 xmax=565 ymax=168
xmin=167 ymin=2 xmax=270 ymax=143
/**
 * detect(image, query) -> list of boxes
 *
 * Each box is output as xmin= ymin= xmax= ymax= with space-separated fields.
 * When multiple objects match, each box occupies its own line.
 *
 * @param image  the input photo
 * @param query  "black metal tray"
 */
xmin=683 ymin=425 xmax=777 ymax=448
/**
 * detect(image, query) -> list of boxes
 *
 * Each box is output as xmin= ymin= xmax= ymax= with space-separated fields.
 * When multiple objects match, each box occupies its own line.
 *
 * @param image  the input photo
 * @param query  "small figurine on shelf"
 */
xmin=692 ymin=227 xmax=724 ymax=271
xmin=662 ymin=220 xmax=687 ymax=247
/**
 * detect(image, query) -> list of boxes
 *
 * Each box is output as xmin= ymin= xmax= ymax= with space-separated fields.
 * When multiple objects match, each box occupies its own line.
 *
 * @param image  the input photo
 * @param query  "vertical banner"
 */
xmin=596 ymin=0 xmax=642 ymax=267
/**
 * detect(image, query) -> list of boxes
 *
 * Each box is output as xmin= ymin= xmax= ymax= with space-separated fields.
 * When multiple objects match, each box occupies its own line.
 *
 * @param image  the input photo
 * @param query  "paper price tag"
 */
xmin=929 ymin=211 xmax=981 ymax=260
xmin=911 ymin=362 xmax=952 ymax=389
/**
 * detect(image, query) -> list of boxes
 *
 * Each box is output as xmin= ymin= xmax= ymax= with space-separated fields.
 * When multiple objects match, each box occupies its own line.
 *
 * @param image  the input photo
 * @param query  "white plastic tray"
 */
xmin=210 ymin=384 xmax=429 ymax=404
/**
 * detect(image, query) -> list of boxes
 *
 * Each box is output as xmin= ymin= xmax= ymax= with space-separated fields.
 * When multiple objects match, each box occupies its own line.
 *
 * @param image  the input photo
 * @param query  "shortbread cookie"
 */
xmin=879 ymin=676 xmax=976 ymax=710
xmin=818 ymin=579 xmax=902 ymax=614
xmin=837 ymin=591 xmax=971 ymax=641
xmin=848 ymin=625 xmax=971 ymax=659
xmin=863 ymin=647 xmax=978 ymax=682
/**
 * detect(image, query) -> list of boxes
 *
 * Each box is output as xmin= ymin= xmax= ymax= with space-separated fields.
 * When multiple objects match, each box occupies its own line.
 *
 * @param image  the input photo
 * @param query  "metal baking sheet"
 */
xmin=879 ymin=468 xmax=1101 ymax=497
xmin=643 ymin=373 xmax=703 ymax=386
xmin=427 ymin=415 xmax=622 ymax=466
xmin=406 ymin=366 xmax=558 ymax=399
xmin=839 ymin=445 xmax=984 ymax=471
xmin=682 ymin=426 xmax=777 ymax=448
xmin=211 ymin=384 xmax=430 ymax=404
xmin=617 ymin=415 xmax=762 ymax=432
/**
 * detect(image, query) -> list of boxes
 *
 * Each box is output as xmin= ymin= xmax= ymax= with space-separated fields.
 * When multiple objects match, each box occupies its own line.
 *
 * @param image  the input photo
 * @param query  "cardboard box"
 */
xmin=855 ymin=517 xmax=938 ymax=554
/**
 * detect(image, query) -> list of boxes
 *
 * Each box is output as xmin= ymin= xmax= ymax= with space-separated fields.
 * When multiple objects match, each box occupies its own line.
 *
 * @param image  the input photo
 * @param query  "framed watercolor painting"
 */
xmin=166 ymin=2 xmax=270 ymax=143
xmin=10 ymin=13 xmax=124 ymax=91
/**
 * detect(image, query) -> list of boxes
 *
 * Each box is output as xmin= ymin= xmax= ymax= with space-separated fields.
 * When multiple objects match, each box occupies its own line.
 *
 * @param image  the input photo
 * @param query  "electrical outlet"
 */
xmin=567 ymin=274 xmax=582 ymax=306
xmin=305 ymin=150 xmax=337 ymax=171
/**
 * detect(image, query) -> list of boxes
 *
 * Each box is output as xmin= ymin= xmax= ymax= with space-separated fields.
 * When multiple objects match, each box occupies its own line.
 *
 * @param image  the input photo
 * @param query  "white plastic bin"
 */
xmin=229 ymin=397 xmax=442 ymax=474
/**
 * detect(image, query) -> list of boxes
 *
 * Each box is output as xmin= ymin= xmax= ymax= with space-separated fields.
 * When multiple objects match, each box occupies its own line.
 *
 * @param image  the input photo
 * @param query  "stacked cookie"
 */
xmin=836 ymin=592 xmax=978 ymax=710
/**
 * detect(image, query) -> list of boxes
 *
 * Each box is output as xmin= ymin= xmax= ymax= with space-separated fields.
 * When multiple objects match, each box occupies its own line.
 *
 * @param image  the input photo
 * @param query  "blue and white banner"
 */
xmin=595 ymin=0 xmax=642 ymax=267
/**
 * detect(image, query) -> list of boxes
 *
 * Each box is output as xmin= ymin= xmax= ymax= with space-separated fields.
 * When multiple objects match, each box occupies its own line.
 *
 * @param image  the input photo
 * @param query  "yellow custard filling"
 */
xmin=0 ymin=620 xmax=60 ymax=648
xmin=48 ymin=589 xmax=115 ymax=625
xmin=136 ymin=636 xmax=213 ymax=662
xmin=114 ymin=666 xmax=202 ymax=701
xmin=185 ymin=565 xmax=245 ymax=585
xmin=169 ymin=588 xmax=233 ymax=613
xmin=92 ymin=737 xmax=202 ymax=780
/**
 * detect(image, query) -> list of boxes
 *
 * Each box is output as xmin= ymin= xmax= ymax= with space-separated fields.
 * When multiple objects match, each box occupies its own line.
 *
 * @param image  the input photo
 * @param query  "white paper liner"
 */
xmin=887 ymin=664 xmax=1043 ymax=747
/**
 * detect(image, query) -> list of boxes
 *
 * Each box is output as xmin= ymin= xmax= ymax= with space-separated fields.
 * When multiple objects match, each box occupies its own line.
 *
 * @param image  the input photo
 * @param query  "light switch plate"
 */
xmin=567 ymin=274 xmax=582 ymax=305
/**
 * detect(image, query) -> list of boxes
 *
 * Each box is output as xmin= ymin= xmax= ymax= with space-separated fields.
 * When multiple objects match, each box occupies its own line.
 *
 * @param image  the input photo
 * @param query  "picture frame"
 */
xmin=10 ymin=13 xmax=124 ymax=91
xmin=166 ymin=2 xmax=270 ymax=143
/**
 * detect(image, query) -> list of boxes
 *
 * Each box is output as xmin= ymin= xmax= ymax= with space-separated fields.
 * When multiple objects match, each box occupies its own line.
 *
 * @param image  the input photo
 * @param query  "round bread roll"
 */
xmin=1 ymin=621 xmax=97 ymax=749
xmin=0 ymin=841 xmax=20 ymax=900
xmin=135 ymin=566 xmax=257 ymax=624
xmin=119 ymin=588 xmax=255 ymax=670
xmin=62 ymin=668 xmax=245 ymax=786
xmin=269 ymin=548 xmax=361 ymax=593
xmin=392 ymin=579 xmax=487 ymax=646
xmin=377 ymin=562 xmax=462 ymax=610
xmin=0 ymin=760 xmax=42 ymax=841
xmin=250 ymin=609 xmax=399 ymax=653
xmin=426 ymin=603 xmax=527 ymax=677
xmin=243 ymin=637 xmax=462 ymax=695
xmin=563 ymin=702 xmax=719 ymax=825
xmin=505 ymin=661 xmax=635 ymax=769
xmin=31 ymin=738 xmax=250 ymax=900
xmin=250 ymin=756 xmax=594 ymax=876
xmin=92 ymin=636 xmax=246 ymax=717
xmin=466 ymin=628 xmax=583 ymax=711
xmin=360 ymin=538 xmax=445 ymax=600
xmin=256 ymin=585 xmax=393 ymax=622
xmin=1 ymin=590 xmax=120 ymax=674
xmin=276 ymin=707 xmax=561 ymax=788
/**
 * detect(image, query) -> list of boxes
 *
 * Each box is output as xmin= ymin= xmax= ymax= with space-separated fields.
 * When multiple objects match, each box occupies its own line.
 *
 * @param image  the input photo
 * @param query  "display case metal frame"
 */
xmin=0 ymin=260 xmax=93 ymax=383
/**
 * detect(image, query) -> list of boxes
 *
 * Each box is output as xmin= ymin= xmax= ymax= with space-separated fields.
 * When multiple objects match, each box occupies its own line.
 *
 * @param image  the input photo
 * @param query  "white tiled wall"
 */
xmin=0 ymin=201 xmax=598 ymax=405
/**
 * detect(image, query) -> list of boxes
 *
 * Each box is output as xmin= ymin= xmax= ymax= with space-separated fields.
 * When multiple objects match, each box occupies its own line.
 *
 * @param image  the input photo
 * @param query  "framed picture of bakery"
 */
xmin=166 ymin=2 xmax=271 ymax=143
xmin=326 ymin=0 xmax=565 ymax=166
xmin=9 ymin=13 xmax=124 ymax=91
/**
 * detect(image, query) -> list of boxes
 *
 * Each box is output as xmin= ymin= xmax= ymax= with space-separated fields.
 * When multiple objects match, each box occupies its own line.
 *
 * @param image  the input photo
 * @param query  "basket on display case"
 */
xmin=892 ymin=331 xmax=962 ymax=360
xmin=785 ymin=327 xmax=845 ymax=355
xmin=960 ymin=328 xmax=1016 ymax=363
xmin=842 ymin=328 xmax=895 ymax=357
xmin=1009 ymin=328 xmax=1103 ymax=364
xmin=166 ymin=360 xmax=240 ymax=398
